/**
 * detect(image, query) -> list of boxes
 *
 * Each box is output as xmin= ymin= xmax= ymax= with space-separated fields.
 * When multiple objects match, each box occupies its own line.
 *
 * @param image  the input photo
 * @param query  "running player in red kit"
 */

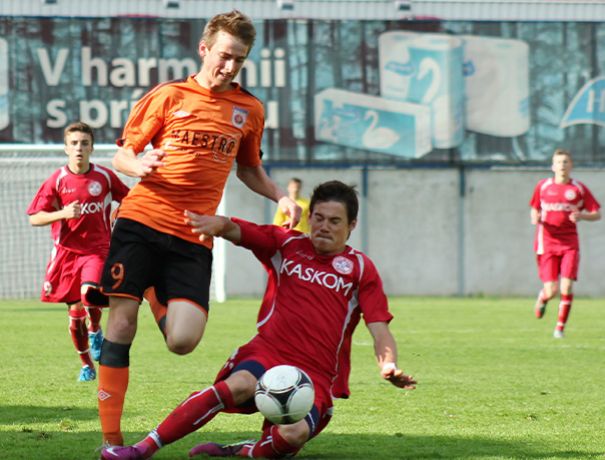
xmin=100 ymin=180 xmax=416 ymax=460
xmin=27 ymin=122 xmax=130 ymax=381
xmin=529 ymin=148 xmax=601 ymax=338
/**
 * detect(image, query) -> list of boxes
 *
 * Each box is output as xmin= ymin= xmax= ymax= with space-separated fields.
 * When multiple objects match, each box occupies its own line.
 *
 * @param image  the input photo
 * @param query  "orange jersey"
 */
xmin=117 ymin=76 xmax=264 ymax=246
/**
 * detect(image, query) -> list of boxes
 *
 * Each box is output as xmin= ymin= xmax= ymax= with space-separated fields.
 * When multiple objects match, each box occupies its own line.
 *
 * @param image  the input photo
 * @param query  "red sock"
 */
xmin=151 ymin=380 xmax=235 ymax=447
xmin=244 ymin=425 xmax=301 ymax=458
xmin=85 ymin=306 xmax=102 ymax=333
xmin=556 ymin=294 xmax=573 ymax=331
xmin=69 ymin=309 xmax=93 ymax=367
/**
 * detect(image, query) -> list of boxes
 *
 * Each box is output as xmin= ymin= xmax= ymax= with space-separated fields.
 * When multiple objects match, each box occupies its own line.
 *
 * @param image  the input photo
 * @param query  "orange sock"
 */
xmin=144 ymin=287 xmax=167 ymax=338
xmin=98 ymin=365 xmax=129 ymax=446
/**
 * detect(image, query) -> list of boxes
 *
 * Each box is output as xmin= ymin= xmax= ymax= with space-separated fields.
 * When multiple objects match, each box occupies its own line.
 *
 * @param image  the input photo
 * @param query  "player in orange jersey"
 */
xmin=96 ymin=10 xmax=301 ymax=447
xmin=27 ymin=122 xmax=129 ymax=382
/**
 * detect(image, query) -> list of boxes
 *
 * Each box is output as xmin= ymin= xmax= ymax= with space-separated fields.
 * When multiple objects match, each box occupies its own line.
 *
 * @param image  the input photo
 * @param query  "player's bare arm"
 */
xmin=29 ymin=200 xmax=81 ymax=226
xmin=236 ymin=163 xmax=302 ymax=228
xmin=367 ymin=322 xmax=416 ymax=390
xmin=112 ymin=146 xmax=166 ymax=178
xmin=569 ymin=209 xmax=601 ymax=223
xmin=184 ymin=210 xmax=242 ymax=243
xmin=530 ymin=208 xmax=541 ymax=225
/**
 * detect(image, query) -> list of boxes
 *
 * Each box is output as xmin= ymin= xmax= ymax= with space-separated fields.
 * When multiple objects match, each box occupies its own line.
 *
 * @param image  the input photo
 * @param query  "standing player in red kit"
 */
xmin=101 ymin=180 xmax=416 ymax=460
xmin=27 ymin=122 xmax=130 ymax=381
xmin=529 ymin=148 xmax=601 ymax=338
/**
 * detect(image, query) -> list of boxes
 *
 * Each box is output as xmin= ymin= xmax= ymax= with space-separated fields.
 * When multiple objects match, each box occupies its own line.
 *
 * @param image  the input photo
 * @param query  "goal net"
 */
xmin=0 ymin=144 xmax=226 ymax=302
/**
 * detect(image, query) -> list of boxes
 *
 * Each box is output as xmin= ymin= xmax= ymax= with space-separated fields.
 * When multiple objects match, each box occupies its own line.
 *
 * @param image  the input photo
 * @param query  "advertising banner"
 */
xmin=0 ymin=18 xmax=603 ymax=164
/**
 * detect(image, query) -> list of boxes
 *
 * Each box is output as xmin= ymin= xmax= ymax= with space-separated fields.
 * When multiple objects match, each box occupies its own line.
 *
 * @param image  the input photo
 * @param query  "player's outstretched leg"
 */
xmin=554 ymin=293 xmax=573 ymax=338
xmin=534 ymin=289 xmax=548 ymax=319
xmin=86 ymin=306 xmax=104 ymax=361
xmin=101 ymin=380 xmax=236 ymax=459
xmin=68 ymin=307 xmax=96 ymax=381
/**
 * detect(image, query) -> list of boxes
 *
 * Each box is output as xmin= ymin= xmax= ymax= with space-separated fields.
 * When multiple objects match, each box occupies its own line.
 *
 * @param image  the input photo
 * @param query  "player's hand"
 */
xmin=184 ymin=210 xmax=226 ymax=242
xmin=382 ymin=364 xmax=416 ymax=390
xmin=569 ymin=211 xmax=581 ymax=222
xmin=277 ymin=196 xmax=302 ymax=230
xmin=138 ymin=148 xmax=166 ymax=177
xmin=63 ymin=200 xmax=81 ymax=219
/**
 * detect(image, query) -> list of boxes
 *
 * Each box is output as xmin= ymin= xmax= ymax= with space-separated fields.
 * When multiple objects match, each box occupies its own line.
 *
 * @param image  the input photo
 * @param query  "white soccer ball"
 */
xmin=254 ymin=365 xmax=315 ymax=425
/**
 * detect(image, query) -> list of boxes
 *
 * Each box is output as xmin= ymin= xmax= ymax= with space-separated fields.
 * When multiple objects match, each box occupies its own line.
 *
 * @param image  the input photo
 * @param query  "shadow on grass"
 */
xmin=0 ymin=404 xmax=97 ymax=424
xmin=0 ymin=429 xmax=602 ymax=460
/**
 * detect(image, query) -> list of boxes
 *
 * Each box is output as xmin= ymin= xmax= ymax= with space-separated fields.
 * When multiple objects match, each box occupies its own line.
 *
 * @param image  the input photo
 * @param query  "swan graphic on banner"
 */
xmin=560 ymin=76 xmax=605 ymax=128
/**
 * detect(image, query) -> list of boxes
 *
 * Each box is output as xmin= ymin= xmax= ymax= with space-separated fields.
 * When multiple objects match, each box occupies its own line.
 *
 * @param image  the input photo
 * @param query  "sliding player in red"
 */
xmin=530 ymin=148 xmax=601 ymax=338
xmin=27 ymin=121 xmax=129 ymax=381
xmin=101 ymin=180 xmax=416 ymax=460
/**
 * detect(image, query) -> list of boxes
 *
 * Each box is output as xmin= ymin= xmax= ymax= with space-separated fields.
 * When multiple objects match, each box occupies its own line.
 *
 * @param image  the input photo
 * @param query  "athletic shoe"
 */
xmin=534 ymin=300 xmax=546 ymax=319
xmin=78 ymin=365 xmax=96 ymax=382
xmin=89 ymin=329 xmax=104 ymax=361
xmin=553 ymin=329 xmax=564 ymax=339
xmin=101 ymin=444 xmax=151 ymax=460
xmin=189 ymin=440 xmax=255 ymax=458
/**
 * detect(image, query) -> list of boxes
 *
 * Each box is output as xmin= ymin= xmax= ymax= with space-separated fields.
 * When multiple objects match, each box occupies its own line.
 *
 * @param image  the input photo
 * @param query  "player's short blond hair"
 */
xmin=64 ymin=121 xmax=94 ymax=146
xmin=201 ymin=10 xmax=256 ymax=53
xmin=553 ymin=148 xmax=572 ymax=161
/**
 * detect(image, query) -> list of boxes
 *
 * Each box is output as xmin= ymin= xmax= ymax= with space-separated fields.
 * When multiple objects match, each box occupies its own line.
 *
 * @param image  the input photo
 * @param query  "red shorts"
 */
xmin=215 ymin=335 xmax=333 ymax=438
xmin=536 ymin=249 xmax=579 ymax=282
xmin=41 ymin=247 xmax=105 ymax=304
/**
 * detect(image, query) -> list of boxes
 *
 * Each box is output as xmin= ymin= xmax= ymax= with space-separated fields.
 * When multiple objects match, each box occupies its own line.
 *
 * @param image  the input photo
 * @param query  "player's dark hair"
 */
xmin=202 ymin=10 xmax=256 ymax=52
xmin=310 ymin=180 xmax=358 ymax=224
xmin=64 ymin=121 xmax=94 ymax=146
xmin=289 ymin=177 xmax=302 ymax=186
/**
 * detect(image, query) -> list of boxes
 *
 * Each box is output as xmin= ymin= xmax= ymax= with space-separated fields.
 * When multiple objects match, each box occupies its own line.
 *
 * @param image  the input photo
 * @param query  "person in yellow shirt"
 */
xmin=273 ymin=177 xmax=310 ymax=233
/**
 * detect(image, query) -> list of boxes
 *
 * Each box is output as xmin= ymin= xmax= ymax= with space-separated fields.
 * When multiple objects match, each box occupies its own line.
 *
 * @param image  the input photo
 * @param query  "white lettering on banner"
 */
xmin=81 ymin=202 xmax=104 ymax=214
xmin=280 ymin=259 xmax=353 ymax=295
xmin=37 ymin=48 xmax=69 ymax=86
xmin=36 ymin=45 xmax=285 ymax=129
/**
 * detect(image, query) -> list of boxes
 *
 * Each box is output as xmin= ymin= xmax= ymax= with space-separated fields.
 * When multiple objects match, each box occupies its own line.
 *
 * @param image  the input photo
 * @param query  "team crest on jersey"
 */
xmin=333 ymin=256 xmax=353 ymax=275
xmin=231 ymin=107 xmax=249 ymax=129
xmin=88 ymin=181 xmax=102 ymax=197
xmin=564 ymin=189 xmax=577 ymax=201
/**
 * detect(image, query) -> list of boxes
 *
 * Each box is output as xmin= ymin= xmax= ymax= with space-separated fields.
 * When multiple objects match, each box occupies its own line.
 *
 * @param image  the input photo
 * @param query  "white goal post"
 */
xmin=0 ymin=144 xmax=226 ymax=303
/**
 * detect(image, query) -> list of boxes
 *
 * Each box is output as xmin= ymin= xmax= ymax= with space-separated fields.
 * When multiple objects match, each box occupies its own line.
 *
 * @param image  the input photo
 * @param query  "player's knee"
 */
xmin=278 ymin=422 xmax=309 ymax=448
xmin=165 ymin=335 xmax=199 ymax=355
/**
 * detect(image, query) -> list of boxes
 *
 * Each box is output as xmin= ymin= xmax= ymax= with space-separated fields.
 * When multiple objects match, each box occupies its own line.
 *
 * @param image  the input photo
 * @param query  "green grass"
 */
xmin=0 ymin=297 xmax=604 ymax=459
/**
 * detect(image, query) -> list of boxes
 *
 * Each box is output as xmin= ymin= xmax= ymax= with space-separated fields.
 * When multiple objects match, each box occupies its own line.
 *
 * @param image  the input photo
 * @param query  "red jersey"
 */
xmin=234 ymin=218 xmax=393 ymax=398
xmin=529 ymin=177 xmax=600 ymax=253
xmin=117 ymin=76 xmax=264 ymax=247
xmin=27 ymin=164 xmax=130 ymax=255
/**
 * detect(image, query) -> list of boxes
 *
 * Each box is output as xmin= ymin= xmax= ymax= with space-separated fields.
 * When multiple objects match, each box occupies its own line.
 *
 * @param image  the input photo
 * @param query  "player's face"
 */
xmin=309 ymin=201 xmax=357 ymax=255
xmin=198 ymin=31 xmax=249 ymax=92
xmin=551 ymin=154 xmax=572 ymax=179
xmin=64 ymin=131 xmax=93 ymax=172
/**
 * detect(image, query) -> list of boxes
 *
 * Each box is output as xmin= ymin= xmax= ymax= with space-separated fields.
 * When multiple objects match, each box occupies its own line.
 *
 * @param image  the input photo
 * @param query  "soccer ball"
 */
xmin=254 ymin=365 xmax=315 ymax=425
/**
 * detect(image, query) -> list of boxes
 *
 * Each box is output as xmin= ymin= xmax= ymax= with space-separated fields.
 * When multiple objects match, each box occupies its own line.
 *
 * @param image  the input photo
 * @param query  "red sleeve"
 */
xmin=109 ymin=171 xmax=130 ymax=203
xmin=579 ymin=182 xmax=601 ymax=212
xmin=27 ymin=173 xmax=60 ymax=215
xmin=232 ymin=217 xmax=291 ymax=263
xmin=358 ymin=254 xmax=393 ymax=325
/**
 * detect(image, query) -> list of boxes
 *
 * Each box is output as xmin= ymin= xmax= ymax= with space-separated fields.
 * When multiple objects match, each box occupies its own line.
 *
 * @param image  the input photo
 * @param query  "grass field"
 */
xmin=0 ymin=296 xmax=604 ymax=460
